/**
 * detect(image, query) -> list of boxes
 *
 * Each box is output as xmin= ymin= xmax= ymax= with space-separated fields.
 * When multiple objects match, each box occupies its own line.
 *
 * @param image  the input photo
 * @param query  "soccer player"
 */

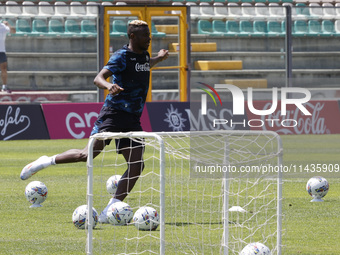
xmin=0 ymin=21 xmax=15 ymax=92
xmin=20 ymin=20 xmax=169 ymax=222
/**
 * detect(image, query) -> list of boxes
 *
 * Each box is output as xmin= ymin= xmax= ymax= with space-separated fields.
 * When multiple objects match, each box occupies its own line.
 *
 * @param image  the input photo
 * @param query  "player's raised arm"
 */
xmin=150 ymin=49 xmax=169 ymax=68
xmin=93 ymin=68 xmax=124 ymax=95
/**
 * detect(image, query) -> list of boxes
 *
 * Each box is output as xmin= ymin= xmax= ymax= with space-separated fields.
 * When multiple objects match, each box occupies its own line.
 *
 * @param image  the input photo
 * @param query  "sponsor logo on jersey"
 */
xmin=135 ymin=62 xmax=150 ymax=72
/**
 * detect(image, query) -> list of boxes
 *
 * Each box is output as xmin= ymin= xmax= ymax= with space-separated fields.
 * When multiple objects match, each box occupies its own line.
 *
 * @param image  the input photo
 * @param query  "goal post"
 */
xmin=86 ymin=131 xmax=283 ymax=254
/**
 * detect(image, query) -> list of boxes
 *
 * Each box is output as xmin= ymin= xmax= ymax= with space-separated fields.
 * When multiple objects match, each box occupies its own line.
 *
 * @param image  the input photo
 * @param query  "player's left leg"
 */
xmin=114 ymin=144 xmax=145 ymax=201
xmin=20 ymin=139 xmax=106 ymax=180
xmin=98 ymin=141 xmax=145 ymax=223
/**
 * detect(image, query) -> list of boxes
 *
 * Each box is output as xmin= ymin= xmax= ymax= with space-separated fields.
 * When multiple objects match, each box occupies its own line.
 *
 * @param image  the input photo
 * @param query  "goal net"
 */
xmin=86 ymin=131 xmax=283 ymax=255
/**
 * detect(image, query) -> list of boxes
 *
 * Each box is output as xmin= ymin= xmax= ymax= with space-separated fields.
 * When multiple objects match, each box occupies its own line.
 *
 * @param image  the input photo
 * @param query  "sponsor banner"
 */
xmin=42 ymin=103 xmax=103 ymax=139
xmin=146 ymin=102 xmax=249 ymax=132
xmin=0 ymin=104 xmax=50 ymax=140
xmin=189 ymin=102 xmax=249 ymax=131
xmin=245 ymin=100 xmax=340 ymax=134
xmin=146 ymin=102 xmax=190 ymax=132
xmin=41 ymin=103 xmax=152 ymax=139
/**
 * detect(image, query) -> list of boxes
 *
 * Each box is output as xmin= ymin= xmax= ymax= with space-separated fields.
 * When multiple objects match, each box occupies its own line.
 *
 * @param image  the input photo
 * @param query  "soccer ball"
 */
xmin=133 ymin=206 xmax=160 ymax=231
xmin=72 ymin=205 xmax=98 ymax=229
xmin=306 ymin=176 xmax=329 ymax=202
xmin=106 ymin=201 xmax=133 ymax=225
xmin=240 ymin=242 xmax=271 ymax=255
xmin=106 ymin=175 xmax=121 ymax=195
xmin=25 ymin=181 xmax=48 ymax=207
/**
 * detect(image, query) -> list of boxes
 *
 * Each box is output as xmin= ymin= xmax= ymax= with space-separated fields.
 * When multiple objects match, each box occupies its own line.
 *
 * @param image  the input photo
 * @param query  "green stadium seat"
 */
xmin=65 ymin=19 xmax=81 ymax=35
xmin=239 ymin=20 xmax=253 ymax=36
xmin=267 ymin=20 xmax=284 ymax=36
xmin=197 ymin=20 xmax=213 ymax=35
xmin=321 ymin=20 xmax=335 ymax=37
xmin=32 ymin=19 xmax=48 ymax=34
xmin=253 ymin=20 xmax=267 ymax=36
xmin=81 ymin=19 xmax=97 ymax=35
xmin=212 ymin=20 xmax=227 ymax=35
xmin=110 ymin=20 xmax=127 ymax=36
xmin=225 ymin=20 xmax=240 ymax=36
xmin=293 ymin=20 xmax=307 ymax=36
xmin=240 ymin=0 xmax=253 ymax=3
xmin=48 ymin=19 xmax=64 ymax=35
xmin=16 ymin=19 xmax=31 ymax=35
xmin=296 ymin=3 xmax=309 ymax=16
xmin=307 ymin=20 xmax=321 ymax=36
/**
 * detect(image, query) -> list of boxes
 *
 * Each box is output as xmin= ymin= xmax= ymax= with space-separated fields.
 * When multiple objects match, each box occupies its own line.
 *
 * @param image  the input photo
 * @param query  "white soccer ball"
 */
xmin=106 ymin=175 xmax=122 ymax=195
xmin=25 ymin=181 xmax=48 ymax=207
xmin=133 ymin=206 xmax=160 ymax=231
xmin=306 ymin=176 xmax=329 ymax=201
xmin=240 ymin=242 xmax=271 ymax=255
xmin=72 ymin=205 xmax=98 ymax=229
xmin=106 ymin=201 xmax=133 ymax=225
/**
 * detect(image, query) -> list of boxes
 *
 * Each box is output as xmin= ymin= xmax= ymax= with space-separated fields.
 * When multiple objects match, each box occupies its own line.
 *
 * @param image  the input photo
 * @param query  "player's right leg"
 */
xmin=20 ymin=139 xmax=105 ymax=180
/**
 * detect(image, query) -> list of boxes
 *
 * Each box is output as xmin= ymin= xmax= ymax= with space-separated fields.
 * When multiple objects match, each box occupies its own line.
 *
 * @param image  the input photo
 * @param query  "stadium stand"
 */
xmin=309 ymin=3 xmax=323 ymax=20
xmin=38 ymin=1 xmax=54 ymax=19
xmin=32 ymin=19 xmax=48 ymax=34
xmin=253 ymin=20 xmax=267 ymax=36
xmin=200 ymin=3 xmax=214 ymax=20
xmin=293 ymin=20 xmax=308 ymax=36
xmin=2 ymin=1 xmax=340 ymax=93
xmin=227 ymin=3 xmax=242 ymax=20
xmin=81 ymin=19 xmax=96 ymax=35
xmin=322 ymin=3 xmax=336 ymax=20
xmin=321 ymin=20 xmax=335 ymax=36
xmin=48 ymin=18 xmax=64 ymax=35
xmin=22 ymin=1 xmax=38 ymax=19
xmin=213 ymin=3 xmax=228 ymax=19
xmin=267 ymin=20 xmax=284 ymax=36
xmin=308 ymin=20 xmax=321 ymax=36
xmin=225 ymin=20 xmax=240 ymax=35
xmin=16 ymin=19 xmax=31 ymax=35
xmin=241 ymin=3 xmax=256 ymax=17
xmin=212 ymin=20 xmax=227 ymax=35
xmin=334 ymin=20 xmax=340 ymax=36
xmin=194 ymin=60 xmax=243 ymax=70
xmin=254 ymin=3 xmax=269 ymax=19
xmin=239 ymin=20 xmax=253 ymax=36
xmin=65 ymin=19 xmax=81 ymax=34
xmin=268 ymin=3 xmax=285 ymax=20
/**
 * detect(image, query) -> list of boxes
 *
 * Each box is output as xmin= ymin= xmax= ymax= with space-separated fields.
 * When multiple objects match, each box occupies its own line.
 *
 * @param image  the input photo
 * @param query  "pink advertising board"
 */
xmin=246 ymin=100 xmax=340 ymax=135
xmin=41 ymin=103 xmax=152 ymax=139
xmin=42 ymin=103 xmax=103 ymax=139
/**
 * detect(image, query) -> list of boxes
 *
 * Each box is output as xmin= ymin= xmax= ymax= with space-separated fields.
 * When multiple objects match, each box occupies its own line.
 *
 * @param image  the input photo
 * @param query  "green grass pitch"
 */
xmin=0 ymin=134 xmax=339 ymax=254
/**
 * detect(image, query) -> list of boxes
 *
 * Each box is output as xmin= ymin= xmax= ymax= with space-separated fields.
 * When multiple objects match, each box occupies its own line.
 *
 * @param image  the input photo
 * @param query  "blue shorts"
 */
xmin=91 ymin=107 xmax=144 ymax=153
xmin=0 ymin=52 xmax=7 ymax=64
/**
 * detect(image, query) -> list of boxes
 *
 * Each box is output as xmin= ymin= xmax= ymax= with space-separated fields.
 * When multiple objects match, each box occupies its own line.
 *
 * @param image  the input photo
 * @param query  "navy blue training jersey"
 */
xmin=103 ymin=45 xmax=150 ymax=116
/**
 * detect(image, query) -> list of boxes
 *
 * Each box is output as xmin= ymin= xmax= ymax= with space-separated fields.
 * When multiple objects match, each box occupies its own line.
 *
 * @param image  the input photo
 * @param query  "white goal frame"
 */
xmin=86 ymin=131 xmax=283 ymax=255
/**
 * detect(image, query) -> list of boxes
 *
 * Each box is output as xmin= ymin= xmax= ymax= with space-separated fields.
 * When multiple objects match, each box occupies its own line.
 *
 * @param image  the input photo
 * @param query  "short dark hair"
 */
xmin=127 ymin=20 xmax=149 ymax=38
